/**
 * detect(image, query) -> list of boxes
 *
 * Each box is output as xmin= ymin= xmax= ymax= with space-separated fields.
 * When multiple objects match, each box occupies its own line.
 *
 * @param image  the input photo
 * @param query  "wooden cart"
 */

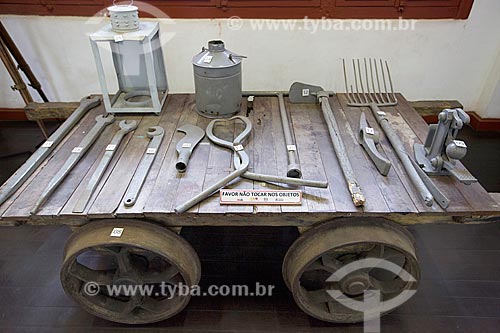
xmin=1 ymin=93 xmax=498 ymax=324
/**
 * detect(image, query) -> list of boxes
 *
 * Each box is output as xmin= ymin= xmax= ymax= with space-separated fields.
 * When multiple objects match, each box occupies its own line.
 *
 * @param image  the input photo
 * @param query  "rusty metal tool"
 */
xmin=72 ymin=119 xmax=137 ymax=213
xmin=0 ymin=96 xmax=100 ymax=207
xmin=358 ymin=112 xmax=392 ymax=176
xmin=343 ymin=58 xmax=449 ymax=209
xmin=31 ymin=114 xmax=115 ymax=214
xmin=123 ymin=126 xmax=165 ymax=207
xmin=176 ymin=124 xmax=205 ymax=173
xmin=289 ymin=82 xmax=366 ymax=207
xmin=175 ymin=116 xmax=251 ymax=213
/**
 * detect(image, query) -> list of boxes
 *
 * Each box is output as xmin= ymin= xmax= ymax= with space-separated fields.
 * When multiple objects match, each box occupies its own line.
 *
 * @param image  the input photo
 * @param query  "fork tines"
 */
xmin=343 ymin=58 xmax=397 ymax=107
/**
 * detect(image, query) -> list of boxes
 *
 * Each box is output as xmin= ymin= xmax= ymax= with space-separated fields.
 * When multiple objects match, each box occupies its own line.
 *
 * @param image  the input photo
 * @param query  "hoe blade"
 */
xmin=288 ymin=82 xmax=324 ymax=104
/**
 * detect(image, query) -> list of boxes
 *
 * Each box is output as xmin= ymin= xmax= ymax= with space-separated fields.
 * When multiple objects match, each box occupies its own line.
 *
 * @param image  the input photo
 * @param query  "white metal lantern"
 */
xmin=89 ymin=2 xmax=168 ymax=115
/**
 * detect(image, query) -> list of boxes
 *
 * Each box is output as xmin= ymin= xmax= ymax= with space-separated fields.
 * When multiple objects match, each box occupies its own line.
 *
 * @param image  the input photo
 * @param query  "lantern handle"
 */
xmin=113 ymin=0 xmax=134 ymax=6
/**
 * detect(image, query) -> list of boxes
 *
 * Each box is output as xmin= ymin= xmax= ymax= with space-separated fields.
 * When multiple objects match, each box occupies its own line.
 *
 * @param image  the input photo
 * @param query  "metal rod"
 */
xmin=278 ymin=93 xmax=302 ymax=178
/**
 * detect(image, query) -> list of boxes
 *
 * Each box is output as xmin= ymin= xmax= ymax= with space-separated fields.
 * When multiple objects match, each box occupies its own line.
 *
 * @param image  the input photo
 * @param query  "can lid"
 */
xmin=107 ymin=5 xmax=138 ymax=12
xmin=192 ymin=40 xmax=245 ymax=69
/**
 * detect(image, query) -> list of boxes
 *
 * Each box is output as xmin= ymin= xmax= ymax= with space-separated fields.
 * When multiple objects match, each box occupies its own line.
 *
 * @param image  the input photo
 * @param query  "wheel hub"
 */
xmin=340 ymin=272 xmax=371 ymax=296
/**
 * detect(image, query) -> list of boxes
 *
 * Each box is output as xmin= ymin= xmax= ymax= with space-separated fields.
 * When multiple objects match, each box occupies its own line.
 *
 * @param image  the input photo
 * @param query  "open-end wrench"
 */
xmin=31 ymin=114 xmax=115 ymax=214
xmin=358 ymin=112 xmax=392 ymax=176
xmin=123 ymin=126 xmax=165 ymax=207
xmin=176 ymin=124 xmax=205 ymax=173
xmin=0 ymin=96 xmax=100 ymax=206
xmin=72 ymin=119 xmax=137 ymax=213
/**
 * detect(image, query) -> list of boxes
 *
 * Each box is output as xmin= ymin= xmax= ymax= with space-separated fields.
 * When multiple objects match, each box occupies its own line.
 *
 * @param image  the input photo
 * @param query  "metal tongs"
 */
xmin=175 ymin=116 xmax=328 ymax=213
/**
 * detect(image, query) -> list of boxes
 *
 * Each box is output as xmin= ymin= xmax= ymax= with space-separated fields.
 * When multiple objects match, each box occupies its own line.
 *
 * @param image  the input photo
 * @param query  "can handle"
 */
xmin=229 ymin=54 xmax=247 ymax=63
xmin=113 ymin=0 xmax=134 ymax=6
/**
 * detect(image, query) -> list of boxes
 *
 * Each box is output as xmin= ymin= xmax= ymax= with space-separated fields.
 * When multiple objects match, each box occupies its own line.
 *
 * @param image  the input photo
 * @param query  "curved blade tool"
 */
xmin=31 ymin=114 xmax=115 ymax=214
xmin=73 ymin=119 xmax=137 ymax=213
xmin=175 ymin=124 xmax=205 ymax=173
xmin=123 ymin=126 xmax=165 ymax=207
xmin=358 ymin=112 xmax=392 ymax=176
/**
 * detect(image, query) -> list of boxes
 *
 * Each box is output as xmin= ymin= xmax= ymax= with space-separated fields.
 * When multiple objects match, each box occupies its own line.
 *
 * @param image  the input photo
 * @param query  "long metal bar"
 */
xmin=123 ymin=126 xmax=165 ymax=207
xmin=278 ymin=93 xmax=302 ymax=178
xmin=73 ymin=120 xmax=137 ymax=213
xmin=369 ymin=103 xmax=433 ymax=206
xmin=31 ymin=114 xmax=115 ymax=214
xmin=0 ymin=96 xmax=100 ymax=206
xmin=318 ymin=92 xmax=365 ymax=206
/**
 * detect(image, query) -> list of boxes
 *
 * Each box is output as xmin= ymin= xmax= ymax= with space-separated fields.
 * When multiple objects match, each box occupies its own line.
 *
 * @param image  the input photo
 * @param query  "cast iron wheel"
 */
xmin=282 ymin=218 xmax=420 ymax=323
xmin=60 ymin=219 xmax=201 ymax=324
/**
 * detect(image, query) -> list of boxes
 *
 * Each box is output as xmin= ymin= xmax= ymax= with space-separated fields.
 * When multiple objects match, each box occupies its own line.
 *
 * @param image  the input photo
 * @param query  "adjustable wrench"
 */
xmin=31 ymin=114 xmax=115 ymax=214
xmin=72 ymin=119 xmax=137 ymax=213
xmin=0 ymin=96 xmax=100 ymax=206
xmin=358 ymin=112 xmax=392 ymax=176
xmin=175 ymin=124 xmax=205 ymax=173
xmin=123 ymin=126 xmax=164 ymax=207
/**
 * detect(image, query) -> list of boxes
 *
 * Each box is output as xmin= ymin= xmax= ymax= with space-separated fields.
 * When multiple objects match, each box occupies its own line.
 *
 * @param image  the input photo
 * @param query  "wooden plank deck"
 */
xmin=0 ymin=93 xmax=499 ymax=227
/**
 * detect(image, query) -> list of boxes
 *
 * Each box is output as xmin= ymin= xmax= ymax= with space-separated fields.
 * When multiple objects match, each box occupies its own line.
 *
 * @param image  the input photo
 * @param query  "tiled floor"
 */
xmin=0 ymin=121 xmax=499 ymax=332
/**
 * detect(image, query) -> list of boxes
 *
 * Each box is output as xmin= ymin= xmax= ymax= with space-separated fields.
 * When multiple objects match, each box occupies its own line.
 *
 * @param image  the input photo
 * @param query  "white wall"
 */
xmin=1 ymin=0 xmax=500 ymax=117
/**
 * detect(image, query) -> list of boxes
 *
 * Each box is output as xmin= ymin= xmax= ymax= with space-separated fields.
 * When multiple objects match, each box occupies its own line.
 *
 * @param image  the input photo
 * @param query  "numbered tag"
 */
xmin=41 ymin=141 xmax=54 ymax=148
xmin=204 ymin=55 xmax=213 ymax=64
xmin=146 ymin=148 xmax=157 ymax=154
xmin=365 ymin=127 xmax=375 ymax=135
xmin=454 ymin=140 xmax=467 ymax=148
xmin=182 ymin=143 xmax=192 ymax=149
xmin=287 ymin=145 xmax=297 ymax=151
xmin=234 ymin=145 xmax=244 ymax=151
xmin=302 ymin=89 xmax=310 ymax=97
xmin=377 ymin=111 xmax=386 ymax=117
xmin=110 ymin=227 xmax=124 ymax=237
xmin=114 ymin=35 xmax=124 ymax=43
xmin=105 ymin=144 xmax=117 ymax=151
xmin=72 ymin=147 xmax=83 ymax=153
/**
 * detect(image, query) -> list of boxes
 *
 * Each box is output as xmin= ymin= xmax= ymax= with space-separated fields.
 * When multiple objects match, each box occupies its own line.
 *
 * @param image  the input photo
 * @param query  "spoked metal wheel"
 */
xmin=60 ymin=220 xmax=201 ymax=324
xmin=283 ymin=218 xmax=420 ymax=323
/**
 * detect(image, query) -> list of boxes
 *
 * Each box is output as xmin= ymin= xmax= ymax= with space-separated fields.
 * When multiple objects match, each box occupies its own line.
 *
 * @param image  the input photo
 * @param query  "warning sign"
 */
xmin=220 ymin=189 xmax=302 ymax=205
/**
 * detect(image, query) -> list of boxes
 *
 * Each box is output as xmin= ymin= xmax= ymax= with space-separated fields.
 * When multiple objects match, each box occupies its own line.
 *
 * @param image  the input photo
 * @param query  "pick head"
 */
xmin=288 ymin=82 xmax=324 ymax=104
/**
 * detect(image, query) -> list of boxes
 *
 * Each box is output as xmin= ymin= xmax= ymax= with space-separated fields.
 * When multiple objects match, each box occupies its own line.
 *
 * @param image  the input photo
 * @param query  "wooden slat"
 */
xmin=395 ymin=94 xmax=499 ymax=214
xmin=334 ymin=95 xmax=418 ymax=213
xmin=2 ymin=105 xmax=102 ymax=220
xmin=330 ymin=95 xmax=390 ymax=213
xmin=287 ymin=98 xmax=334 ymax=212
xmin=115 ymin=95 xmax=187 ymax=217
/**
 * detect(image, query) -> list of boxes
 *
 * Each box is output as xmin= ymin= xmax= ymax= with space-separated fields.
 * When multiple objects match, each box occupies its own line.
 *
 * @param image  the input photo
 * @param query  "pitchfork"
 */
xmin=343 ymin=58 xmax=449 ymax=209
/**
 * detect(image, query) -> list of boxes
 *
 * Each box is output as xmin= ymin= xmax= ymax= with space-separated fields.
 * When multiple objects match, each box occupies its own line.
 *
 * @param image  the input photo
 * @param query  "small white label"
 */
xmin=302 ymin=89 xmax=310 ymax=97
xmin=41 ymin=141 xmax=54 ymax=148
xmin=72 ymin=147 xmax=83 ymax=153
xmin=182 ymin=143 xmax=192 ymax=148
xmin=114 ymin=35 xmax=124 ymax=42
xmin=365 ymin=127 xmax=375 ymax=135
xmin=220 ymin=189 xmax=302 ymax=205
xmin=106 ymin=144 xmax=117 ymax=151
xmin=204 ymin=55 xmax=213 ymax=64
xmin=287 ymin=145 xmax=297 ymax=151
xmin=234 ymin=145 xmax=244 ymax=151
xmin=247 ymin=96 xmax=255 ymax=102
xmin=146 ymin=148 xmax=157 ymax=154
xmin=110 ymin=227 xmax=124 ymax=237
xmin=377 ymin=111 xmax=386 ymax=116
xmin=454 ymin=140 xmax=467 ymax=148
